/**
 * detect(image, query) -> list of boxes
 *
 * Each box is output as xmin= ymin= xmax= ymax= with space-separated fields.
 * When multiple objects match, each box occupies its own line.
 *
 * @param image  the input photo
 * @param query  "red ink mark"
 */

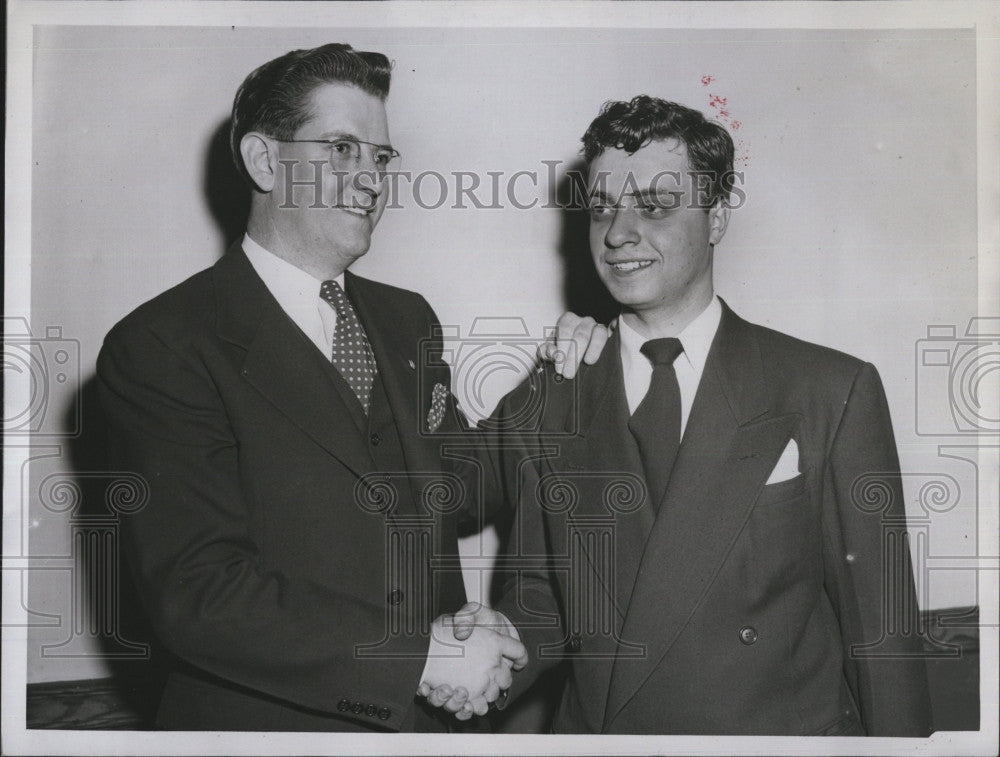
xmin=735 ymin=139 xmax=750 ymax=168
xmin=702 ymin=78 xmax=747 ymax=163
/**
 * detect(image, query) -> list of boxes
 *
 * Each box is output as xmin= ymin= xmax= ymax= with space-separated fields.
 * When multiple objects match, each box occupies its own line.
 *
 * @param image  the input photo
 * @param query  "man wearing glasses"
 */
xmin=97 ymin=43 xmax=595 ymax=732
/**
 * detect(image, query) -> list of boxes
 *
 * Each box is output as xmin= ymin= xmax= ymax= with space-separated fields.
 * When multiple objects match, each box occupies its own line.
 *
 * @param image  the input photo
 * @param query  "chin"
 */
xmin=335 ymin=236 xmax=372 ymax=262
xmin=602 ymin=282 xmax=653 ymax=310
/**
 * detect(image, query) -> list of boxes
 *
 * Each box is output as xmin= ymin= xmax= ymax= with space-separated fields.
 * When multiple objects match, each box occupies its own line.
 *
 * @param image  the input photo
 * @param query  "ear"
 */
xmin=708 ymin=201 xmax=730 ymax=246
xmin=239 ymin=132 xmax=277 ymax=193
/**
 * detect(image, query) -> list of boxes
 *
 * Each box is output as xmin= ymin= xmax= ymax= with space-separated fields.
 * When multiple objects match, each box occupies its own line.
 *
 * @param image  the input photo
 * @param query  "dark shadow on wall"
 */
xmin=49 ymin=377 xmax=171 ymax=729
xmin=553 ymin=159 xmax=618 ymax=324
xmin=204 ymin=118 xmax=251 ymax=255
xmin=31 ymin=118 xmax=249 ymax=728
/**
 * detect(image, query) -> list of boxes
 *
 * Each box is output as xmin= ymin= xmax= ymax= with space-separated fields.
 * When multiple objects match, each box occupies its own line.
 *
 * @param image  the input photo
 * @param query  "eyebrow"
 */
xmin=633 ymin=189 xmax=683 ymax=204
xmin=315 ymin=131 xmax=395 ymax=150
xmin=587 ymin=189 xmax=683 ymax=203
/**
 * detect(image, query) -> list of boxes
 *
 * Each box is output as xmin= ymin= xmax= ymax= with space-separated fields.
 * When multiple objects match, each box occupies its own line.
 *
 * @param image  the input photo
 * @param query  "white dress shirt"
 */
xmin=618 ymin=296 xmax=723 ymax=436
xmin=241 ymin=233 xmax=343 ymax=359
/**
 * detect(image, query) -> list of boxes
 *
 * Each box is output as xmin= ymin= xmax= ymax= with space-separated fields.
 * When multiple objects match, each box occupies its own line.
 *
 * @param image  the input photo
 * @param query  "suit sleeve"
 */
xmin=822 ymin=361 xmax=933 ymax=736
xmin=484 ymin=373 xmax=569 ymax=702
xmin=420 ymin=304 xmax=499 ymax=529
xmin=97 ymin=320 xmax=428 ymax=730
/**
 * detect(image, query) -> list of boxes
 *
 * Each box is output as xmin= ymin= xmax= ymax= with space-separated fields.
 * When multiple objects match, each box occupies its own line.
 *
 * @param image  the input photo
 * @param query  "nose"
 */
xmin=354 ymin=145 xmax=391 ymax=180
xmin=352 ymin=182 xmax=381 ymax=213
xmin=603 ymin=206 xmax=640 ymax=249
xmin=356 ymin=146 xmax=380 ymax=172
xmin=349 ymin=160 xmax=385 ymax=210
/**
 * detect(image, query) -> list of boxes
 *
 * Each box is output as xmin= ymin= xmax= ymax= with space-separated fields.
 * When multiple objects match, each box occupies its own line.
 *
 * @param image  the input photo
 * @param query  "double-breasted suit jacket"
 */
xmin=98 ymin=246 xmax=469 ymax=731
xmin=484 ymin=302 xmax=932 ymax=735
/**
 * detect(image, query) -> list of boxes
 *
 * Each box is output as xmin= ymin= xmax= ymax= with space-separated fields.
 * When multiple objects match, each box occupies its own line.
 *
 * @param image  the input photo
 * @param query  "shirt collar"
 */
xmin=241 ymin=233 xmax=345 ymax=353
xmin=242 ymin=232 xmax=344 ymax=309
xmin=619 ymin=295 xmax=722 ymax=373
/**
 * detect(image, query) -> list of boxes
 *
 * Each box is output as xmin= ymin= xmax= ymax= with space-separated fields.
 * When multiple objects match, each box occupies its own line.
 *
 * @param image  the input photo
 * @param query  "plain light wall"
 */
xmin=23 ymin=25 xmax=980 ymax=683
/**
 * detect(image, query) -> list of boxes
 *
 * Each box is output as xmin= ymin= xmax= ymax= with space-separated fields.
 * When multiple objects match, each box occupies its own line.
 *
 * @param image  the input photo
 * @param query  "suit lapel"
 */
xmin=550 ymin=332 xmax=655 ymax=623
xmin=603 ymin=303 xmax=799 ymax=730
xmin=213 ymin=246 xmax=374 ymax=478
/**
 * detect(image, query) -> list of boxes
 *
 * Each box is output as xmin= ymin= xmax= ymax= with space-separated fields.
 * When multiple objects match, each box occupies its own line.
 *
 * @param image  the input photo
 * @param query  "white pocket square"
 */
xmin=766 ymin=439 xmax=800 ymax=484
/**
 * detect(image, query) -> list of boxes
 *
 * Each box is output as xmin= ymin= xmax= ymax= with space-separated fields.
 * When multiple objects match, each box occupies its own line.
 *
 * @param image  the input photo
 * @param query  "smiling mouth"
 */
xmin=609 ymin=260 xmax=653 ymax=273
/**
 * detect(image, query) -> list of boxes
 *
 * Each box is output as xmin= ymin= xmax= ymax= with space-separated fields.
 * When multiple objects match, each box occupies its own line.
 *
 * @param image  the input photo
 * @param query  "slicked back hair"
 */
xmin=229 ymin=43 xmax=392 ymax=184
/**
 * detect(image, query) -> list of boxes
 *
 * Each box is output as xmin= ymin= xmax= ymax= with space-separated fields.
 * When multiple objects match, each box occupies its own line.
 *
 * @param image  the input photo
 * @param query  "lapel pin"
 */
xmin=407 ymin=359 xmax=416 ymax=370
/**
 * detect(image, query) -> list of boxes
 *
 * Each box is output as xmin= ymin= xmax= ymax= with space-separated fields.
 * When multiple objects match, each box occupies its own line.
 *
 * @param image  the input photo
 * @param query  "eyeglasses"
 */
xmin=275 ymin=137 xmax=400 ymax=173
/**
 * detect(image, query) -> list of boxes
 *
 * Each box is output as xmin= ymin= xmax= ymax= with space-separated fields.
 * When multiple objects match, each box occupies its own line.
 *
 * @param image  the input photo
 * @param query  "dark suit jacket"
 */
xmin=97 ymin=246 xmax=469 ymax=731
xmin=482 ymin=302 xmax=932 ymax=735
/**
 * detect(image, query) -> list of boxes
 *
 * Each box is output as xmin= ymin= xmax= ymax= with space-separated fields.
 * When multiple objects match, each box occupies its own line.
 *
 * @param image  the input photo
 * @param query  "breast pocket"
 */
xmin=756 ymin=473 xmax=807 ymax=507
xmin=748 ymin=471 xmax=820 ymax=592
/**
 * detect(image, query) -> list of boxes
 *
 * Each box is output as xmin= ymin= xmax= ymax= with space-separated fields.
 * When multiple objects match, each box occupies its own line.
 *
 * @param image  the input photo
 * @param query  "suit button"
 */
xmin=388 ymin=589 xmax=404 ymax=605
xmin=378 ymin=707 xmax=391 ymax=720
xmin=739 ymin=626 xmax=758 ymax=645
xmin=370 ymin=432 xmax=382 ymax=446
xmin=568 ymin=633 xmax=583 ymax=652
xmin=351 ymin=701 xmax=364 ymax=714
xmin=336 ymin=699 xmax=350 ymax=712
xmin=365 ymin=704 xmax=378 ymax=717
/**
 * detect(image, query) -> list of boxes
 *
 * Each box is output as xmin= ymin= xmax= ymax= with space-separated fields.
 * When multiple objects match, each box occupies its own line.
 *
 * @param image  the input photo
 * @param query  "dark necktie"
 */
xmin=628 ymin=338 xmax=684 ymax=511
xmin=320 ymin=280 xmax=377 ymax=414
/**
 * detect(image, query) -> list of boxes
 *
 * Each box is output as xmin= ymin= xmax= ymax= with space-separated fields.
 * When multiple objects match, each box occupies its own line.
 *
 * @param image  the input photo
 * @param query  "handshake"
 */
xmin=417 ymin=602 xmax=527 ymax=720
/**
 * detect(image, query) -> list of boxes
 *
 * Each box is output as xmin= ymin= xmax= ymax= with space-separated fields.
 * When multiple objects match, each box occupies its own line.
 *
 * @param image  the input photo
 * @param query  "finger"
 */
xmin=416 ymin=682 xmax=431 ymax=698
xmin=564 ymin=318 xmax=598 ymax=379
xmin=442 ymin=687 xmax=469 ymax=714
xmin=555 ymin=327 xmax=578 ymax=379
xmin=454 ymin=706 xmax=473 ymax=721
xmin=536 ymin=340 xmax=557 ymax=364
xmin=553 ymin=312 xmax=583 ymax=376
xmin=427 ymin=685 xmax=452 ymax=707
xmin=453 ymin=601 xmax=482 ymax=623
xmin=494 ymin=665 xmax=513 ymax=691
xmin=582 ymin=324 xmax=609 ymax=366
xmin=482 ymin=677 xmax=500 ymax=704
xmin=451 ymin=601 xmax=482 ymax=641
xmin=497 ymin=634 xmax=528 ymax=666
xmin=451 ymin=615 xmax=475 ymax=641
xmin=470 ymin=696 xmax=490 ymax=717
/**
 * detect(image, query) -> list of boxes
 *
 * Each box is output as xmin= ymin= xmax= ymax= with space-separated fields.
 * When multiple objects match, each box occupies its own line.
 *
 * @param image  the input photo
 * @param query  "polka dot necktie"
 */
xmin=320 ymin=280 xmax=378 ymax=414
xmin=628 ymin=338 xmax=684 ymax=511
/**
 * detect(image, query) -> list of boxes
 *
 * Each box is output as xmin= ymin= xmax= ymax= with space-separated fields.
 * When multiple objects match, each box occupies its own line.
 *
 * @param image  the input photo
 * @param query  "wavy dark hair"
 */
xmin=581 ymin=95 xmax=734 ymax=208
xmin=229 ymin=43 xmax=392 ymax=184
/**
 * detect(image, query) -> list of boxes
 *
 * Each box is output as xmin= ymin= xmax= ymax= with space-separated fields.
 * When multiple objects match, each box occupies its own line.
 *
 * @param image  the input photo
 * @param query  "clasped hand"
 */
xmin=417 ymin=603 xmax=526 ymax=720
